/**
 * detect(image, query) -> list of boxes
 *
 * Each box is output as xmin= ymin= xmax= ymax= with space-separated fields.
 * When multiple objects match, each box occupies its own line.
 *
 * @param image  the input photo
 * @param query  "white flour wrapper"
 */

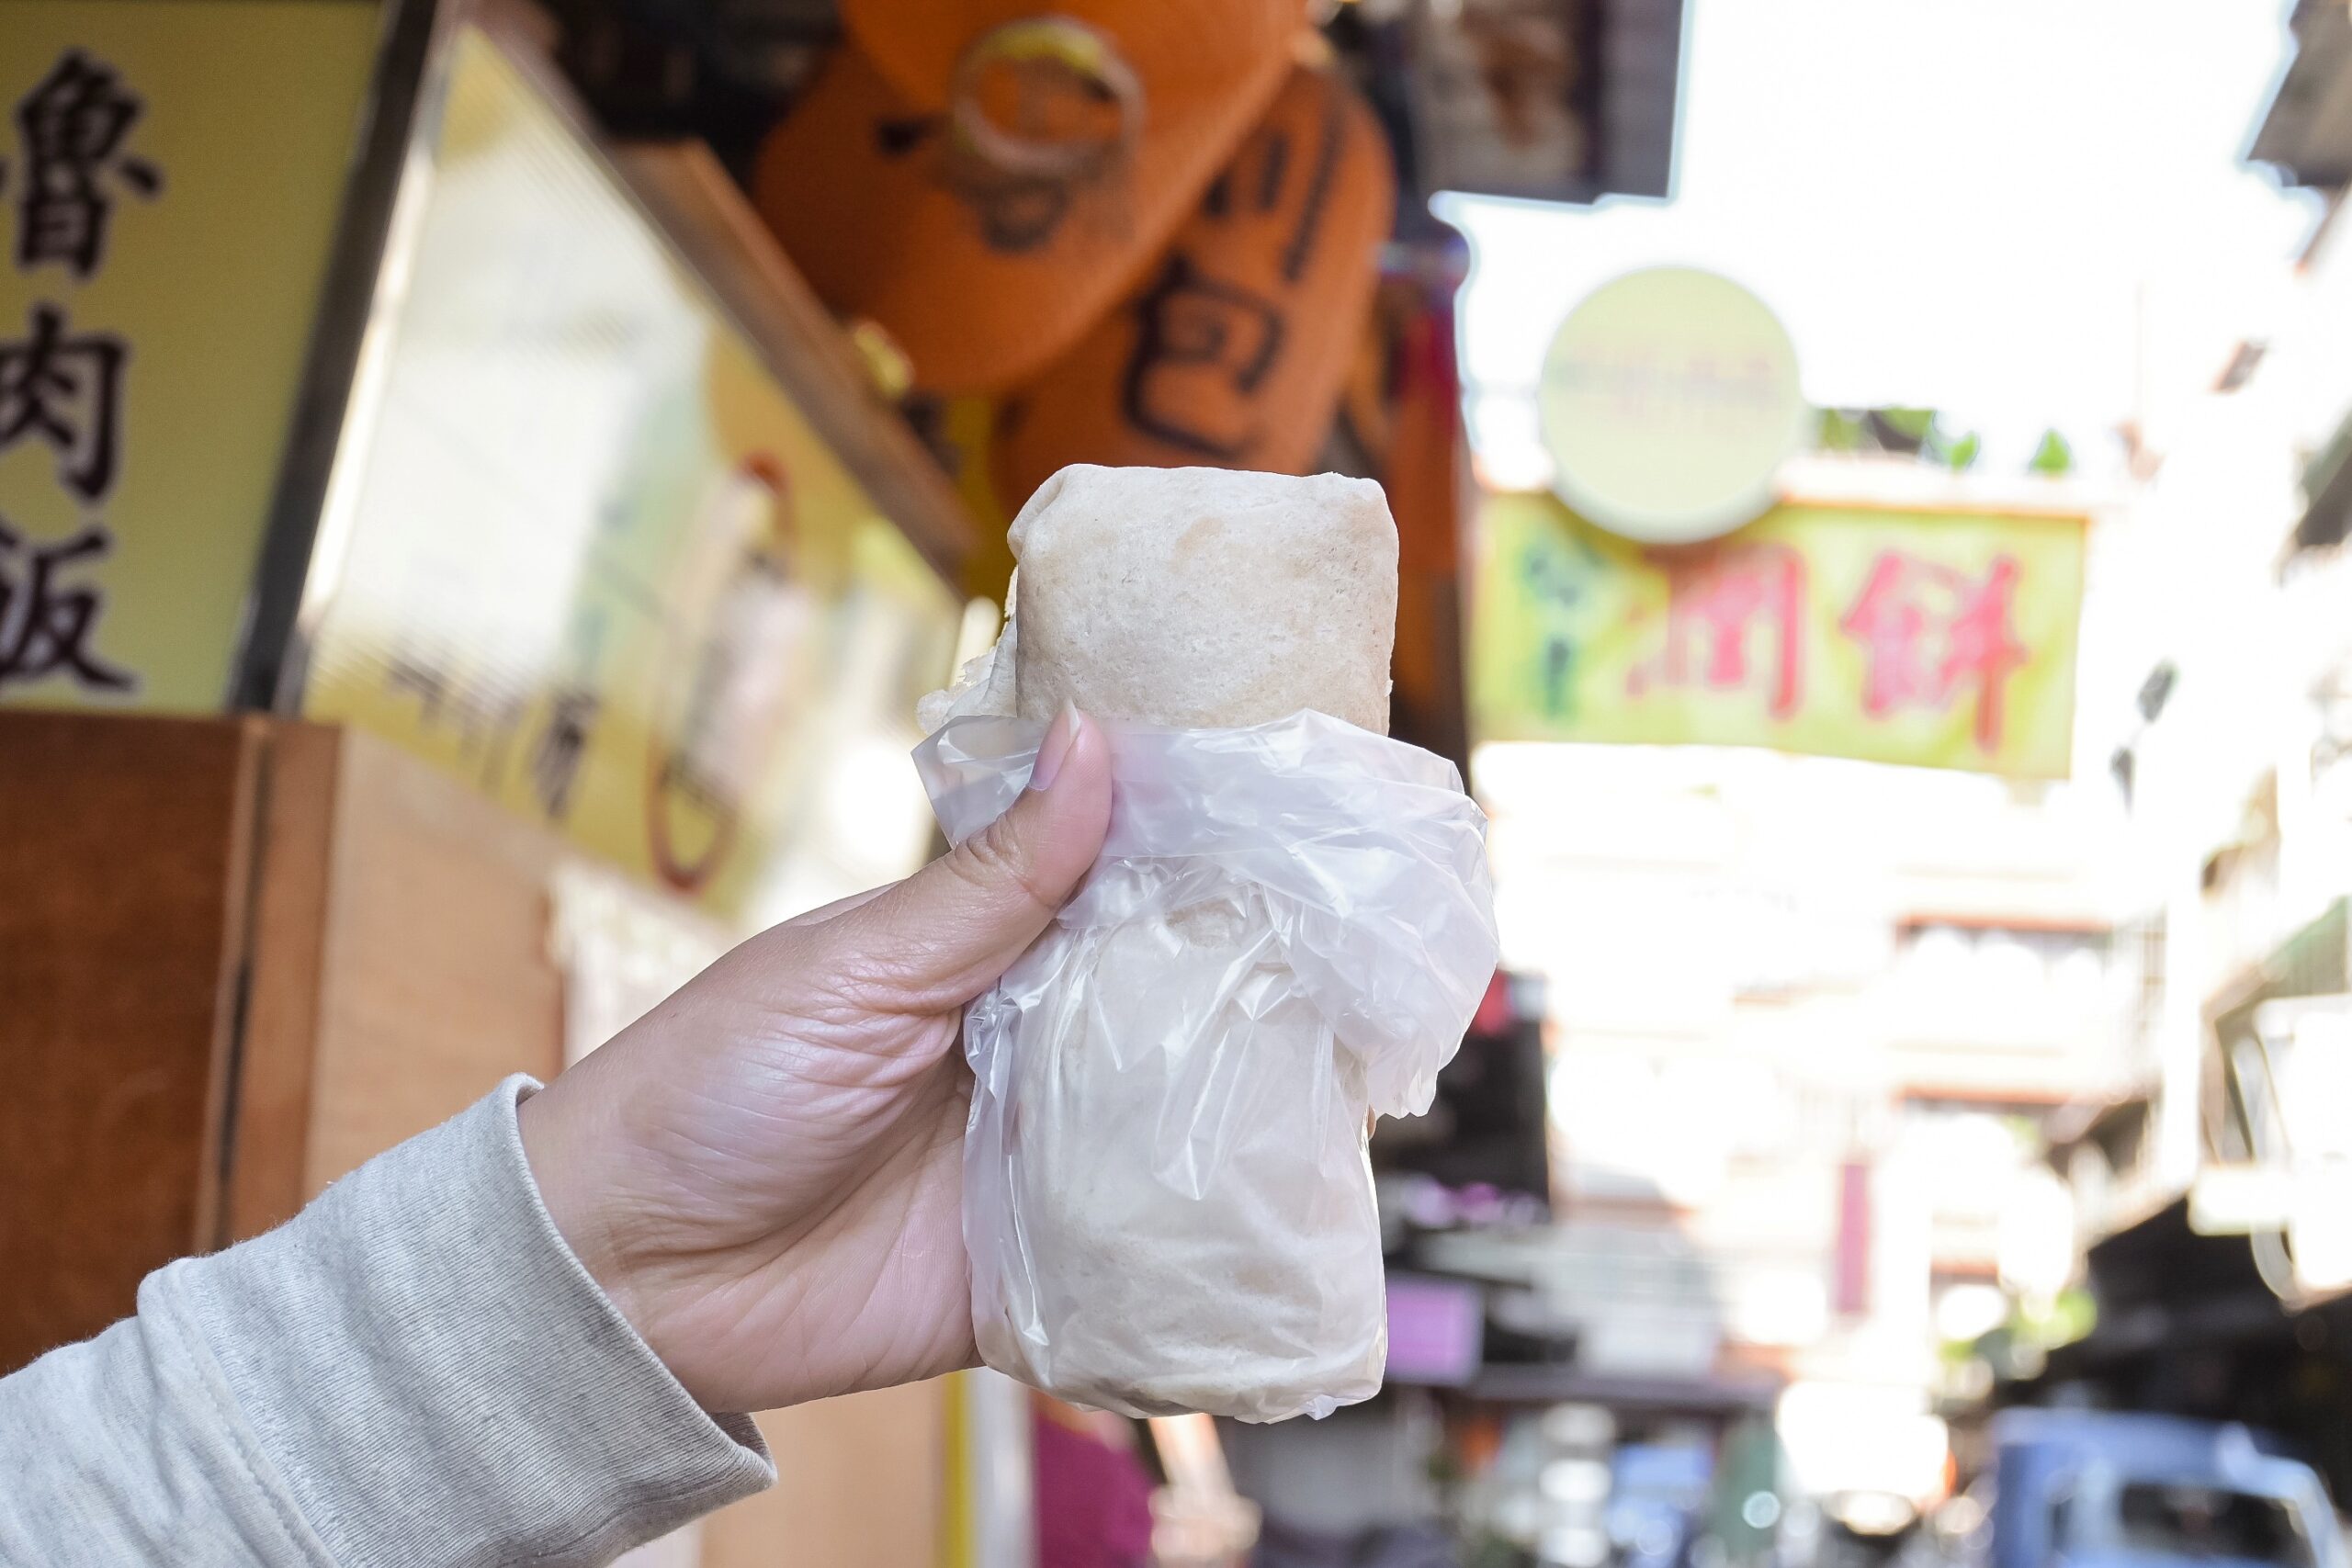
xmin=915 ymin=709 xmax=1499 ymax=1422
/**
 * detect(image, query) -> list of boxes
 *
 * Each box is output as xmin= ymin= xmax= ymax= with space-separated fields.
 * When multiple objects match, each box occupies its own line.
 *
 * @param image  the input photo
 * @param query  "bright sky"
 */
xmin=1445 ymin=0 xmax=2319 ymax=487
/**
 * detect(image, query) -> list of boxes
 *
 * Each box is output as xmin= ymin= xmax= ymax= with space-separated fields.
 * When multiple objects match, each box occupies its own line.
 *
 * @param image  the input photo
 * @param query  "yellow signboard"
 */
xmin=1472 ymin=491 xmax=2086 ymax=779
xmin=300 ymin=30 xmax=959 ymax=920
xmin=0 ymin=0 xmax=379 ymax=709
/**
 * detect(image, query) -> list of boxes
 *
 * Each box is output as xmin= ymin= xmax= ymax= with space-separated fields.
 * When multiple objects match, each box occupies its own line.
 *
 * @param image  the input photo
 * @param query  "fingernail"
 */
xmin=1028 ymin=704 xmax=1082 ymax=793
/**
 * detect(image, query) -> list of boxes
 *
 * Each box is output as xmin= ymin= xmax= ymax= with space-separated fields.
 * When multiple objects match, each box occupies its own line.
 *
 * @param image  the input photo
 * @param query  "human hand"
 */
xmin=519 ymin=707 xmax=1111 ymax=1413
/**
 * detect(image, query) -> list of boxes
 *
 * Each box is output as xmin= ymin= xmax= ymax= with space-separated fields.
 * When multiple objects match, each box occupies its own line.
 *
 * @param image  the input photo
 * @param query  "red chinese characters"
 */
xmin=1626 ymin=542 xmax=1807 ymax=719
xmin=1839 ymin=550 xmax=2028 ymax=751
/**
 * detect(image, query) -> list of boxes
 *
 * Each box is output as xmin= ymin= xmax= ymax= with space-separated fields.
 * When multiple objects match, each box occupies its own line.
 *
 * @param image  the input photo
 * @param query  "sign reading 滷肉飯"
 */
xmin=0 ymin=51 xmax=148 ymax=697
xmin=0 ymin=1 xmax=379 ymax=711
xmin=1471 ymin=491 xmax=2087 ymax=780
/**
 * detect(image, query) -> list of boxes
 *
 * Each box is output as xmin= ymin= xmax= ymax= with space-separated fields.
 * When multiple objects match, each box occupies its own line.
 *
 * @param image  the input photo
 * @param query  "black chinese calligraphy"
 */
xmin=0 ymin=512 xmax=131 ymax=692
xmin=988 ymin=64 xmax=1387 ymax=504
xmin=528 ymin=605 xmax=609 ymax=824
xmin=1119 ymin=253 xmax=1286 ymax=460
xmin=0 ymin=302 xmax=127 ymax=502
xmin=6 ymin=50 xmax=162 ymax=279
xmin=530 ymin=686 xmax=601 ymax=823
xmin=383 ymin=645 xmax=526 ymax=786
xmin=0 ymin=53 xmax=152 ymax=700
xmin=1114 ymin=83 xmax=1345 ymax=462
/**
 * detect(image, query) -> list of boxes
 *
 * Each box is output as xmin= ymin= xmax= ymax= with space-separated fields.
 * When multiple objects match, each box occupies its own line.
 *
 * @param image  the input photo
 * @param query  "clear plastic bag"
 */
xmin=914 ymin=710 xmax=1500 ymax=1422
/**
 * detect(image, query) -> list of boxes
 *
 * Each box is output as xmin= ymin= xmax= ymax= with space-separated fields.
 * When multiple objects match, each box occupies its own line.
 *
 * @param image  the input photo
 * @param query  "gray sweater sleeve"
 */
xmin=0 ymin=1077 xmax=775 ymax=1566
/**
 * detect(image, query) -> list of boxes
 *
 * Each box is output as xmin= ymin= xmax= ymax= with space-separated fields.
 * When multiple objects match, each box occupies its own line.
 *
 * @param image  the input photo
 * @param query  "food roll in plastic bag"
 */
xmin=915 ymin=708 xmax=1499 ymax=1423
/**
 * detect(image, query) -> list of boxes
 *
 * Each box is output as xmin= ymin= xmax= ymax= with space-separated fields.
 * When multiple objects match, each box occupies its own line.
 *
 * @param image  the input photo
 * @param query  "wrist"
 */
xmin=517 ymin=1074 xmax=659 ymax=1354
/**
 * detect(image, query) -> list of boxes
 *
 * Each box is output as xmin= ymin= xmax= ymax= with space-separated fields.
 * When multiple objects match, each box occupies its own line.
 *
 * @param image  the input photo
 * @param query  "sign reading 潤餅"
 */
xmin=1472 ymin=491 xmax=2086 ymax=780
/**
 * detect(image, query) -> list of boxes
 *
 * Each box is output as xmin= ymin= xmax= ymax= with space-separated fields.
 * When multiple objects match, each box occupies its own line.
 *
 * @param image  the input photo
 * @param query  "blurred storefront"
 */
xmin=1984 ymin=0 xmax=2352 ymax=1509
xmin=0 ymin=5 xmax=973 ymax=1562
xmin=1402 ymin=209 xmax=2131 ymax=1554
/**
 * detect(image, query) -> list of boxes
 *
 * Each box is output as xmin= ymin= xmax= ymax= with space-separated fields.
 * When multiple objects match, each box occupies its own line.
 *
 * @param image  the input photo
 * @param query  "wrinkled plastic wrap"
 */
xmin=915 ymin=710 xmax=1500 ymax=1422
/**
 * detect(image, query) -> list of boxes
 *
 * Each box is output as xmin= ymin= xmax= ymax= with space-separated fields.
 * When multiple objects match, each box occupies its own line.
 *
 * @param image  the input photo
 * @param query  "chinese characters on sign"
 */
xmin=1627 ymin=542 xmax=1807 ymax=722
xmin=1120 ymin=250 xmax=1288 ymax=462
xmin=0 ymin=45 xmax=153 ymax=696
xmin=987 ymin=63 xmax=1390 ymax=521
xmin=1840 ymin=550 xmax=2028 ymax=751
xmin=1472 ymin=492 xmax=2086 ymax=780
xmin=1114 ymin=87 xmax=1349 ymax=463
xmin=0 ymin=301 xmax=126 ymax=501
xmin=0 ymin=513 xmax=129 ymax=689
xmin=10 ymin=50 xmax=161 ymax=278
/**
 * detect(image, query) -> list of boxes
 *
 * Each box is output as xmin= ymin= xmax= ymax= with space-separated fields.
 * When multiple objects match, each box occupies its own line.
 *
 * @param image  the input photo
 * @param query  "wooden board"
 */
xmin=293 ymin=726 xmax=569 ymax=1195
xmin=0 ymin=711 xmax=258 ymax=1372
xmin=224 ymin=720 xmax=342 ymax=1238
xmin=0 ymin=710 xmax=575 ymax=1377
xmin=1 ymin=710 xmax=953 ymax=1561
xmin=225 ymin=721 xmax=572 ymax=1224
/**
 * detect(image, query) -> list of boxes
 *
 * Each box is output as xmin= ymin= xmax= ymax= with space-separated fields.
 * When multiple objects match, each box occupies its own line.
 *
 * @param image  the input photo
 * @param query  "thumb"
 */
xmin=827 ymin=705 xmax=1112 ymax=1008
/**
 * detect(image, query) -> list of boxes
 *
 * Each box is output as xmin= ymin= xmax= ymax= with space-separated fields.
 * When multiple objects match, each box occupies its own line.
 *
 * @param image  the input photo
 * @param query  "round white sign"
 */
xmin=1537 ymin=267 xmax=1810 ymax=545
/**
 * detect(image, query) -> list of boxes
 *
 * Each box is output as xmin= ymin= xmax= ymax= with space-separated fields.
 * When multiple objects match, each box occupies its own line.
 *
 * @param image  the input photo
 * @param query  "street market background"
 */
xmin=7 ymin=3 xmax=2352 ymax=1568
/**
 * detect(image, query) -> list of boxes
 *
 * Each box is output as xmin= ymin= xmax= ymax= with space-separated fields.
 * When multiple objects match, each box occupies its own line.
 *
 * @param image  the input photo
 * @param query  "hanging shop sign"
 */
xmin=752 ymin=1 xmax=1302 ymax=396
xmin=1472 ymin=491 xmax=2086 ymax=779
xmin=1537 ymin=266 xmax=1810 ymax=546
xmin=298 ymin=28 xmax=960 ymax=920
xmin=0 ymin=0 xmax=379 ymax=712
xmin=1398 ymin=0 xmax=1684 ymax=207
